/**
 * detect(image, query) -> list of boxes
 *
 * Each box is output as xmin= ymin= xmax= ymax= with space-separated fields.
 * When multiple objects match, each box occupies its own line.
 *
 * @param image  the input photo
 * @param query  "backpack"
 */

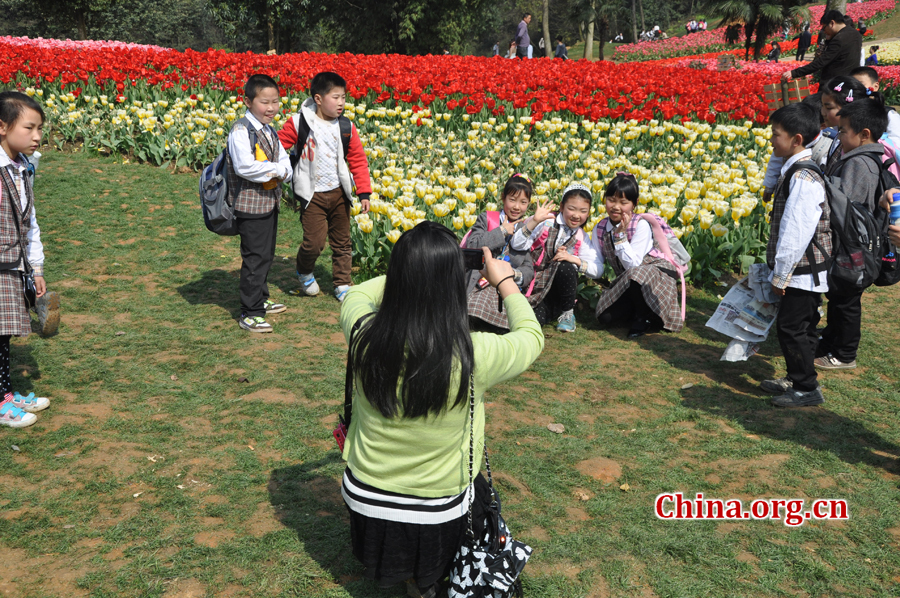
xmin=460 ymin=211 xmax=501 ymax=247
xmin=199 ymin=117 xmax=255 ymax=236
xmin=783 ymin=159 xmax=888 ymax=292
xmin=289 ymin=113 xmax=352 ymax=168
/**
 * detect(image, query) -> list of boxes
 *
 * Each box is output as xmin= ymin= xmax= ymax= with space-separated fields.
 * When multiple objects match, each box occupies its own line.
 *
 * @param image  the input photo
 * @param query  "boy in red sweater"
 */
xmin=278 ymin=72 xmax=372 ymax=302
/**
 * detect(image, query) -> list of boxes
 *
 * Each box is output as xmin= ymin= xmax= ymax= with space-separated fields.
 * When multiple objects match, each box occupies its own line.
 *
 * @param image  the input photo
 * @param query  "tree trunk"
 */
xmin=597 ymin=18 xmax=608 ymax=60
xmin=542 ymin=0 xmax=551 ymax=58
xmin=265 ymin=2 xmax=275 ymax=52
xmin=826 ymin=0 xmax=847 ymax=15
xmin=631 ymin=0 xmax=638 ymax=41
xmin=584 ymin=18 xmax=594 ymax=60
xmin=638 ymin=0 xmax=645 ymax=32
xmin=77 ymin=10 xmax=87 ymax=39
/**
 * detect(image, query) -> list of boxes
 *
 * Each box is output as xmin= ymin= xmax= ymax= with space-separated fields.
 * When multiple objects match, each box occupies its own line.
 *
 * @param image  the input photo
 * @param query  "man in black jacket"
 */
xmin=796 ymin=25 xmax=812 ymax=61
xmin=783 ymin=10 xmax=861 ymax=83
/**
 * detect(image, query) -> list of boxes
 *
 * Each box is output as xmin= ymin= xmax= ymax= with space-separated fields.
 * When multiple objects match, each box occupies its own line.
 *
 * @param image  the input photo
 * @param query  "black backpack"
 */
xmin=849 ymin=152 xmax=900 ymax=288
xmin=782 ymin=159 xmax=889 ymax=291
xmin=289 ymin=113 xmax=352 ymax=168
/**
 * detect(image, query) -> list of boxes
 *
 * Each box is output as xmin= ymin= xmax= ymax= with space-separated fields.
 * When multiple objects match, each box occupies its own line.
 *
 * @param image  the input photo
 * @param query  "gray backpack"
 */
xmin=199 ymin=117 xmax=256 ymax=236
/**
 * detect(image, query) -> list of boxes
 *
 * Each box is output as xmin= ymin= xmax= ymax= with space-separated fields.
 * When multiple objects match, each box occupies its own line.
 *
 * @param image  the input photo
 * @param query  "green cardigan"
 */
xmin=339 ymin=276 xmax=544 ymax=498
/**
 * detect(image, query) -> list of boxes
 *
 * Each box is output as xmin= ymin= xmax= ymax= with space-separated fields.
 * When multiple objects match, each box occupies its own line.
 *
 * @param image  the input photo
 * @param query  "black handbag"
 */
xmin=447 ymin=377 xmax=532 ymax=598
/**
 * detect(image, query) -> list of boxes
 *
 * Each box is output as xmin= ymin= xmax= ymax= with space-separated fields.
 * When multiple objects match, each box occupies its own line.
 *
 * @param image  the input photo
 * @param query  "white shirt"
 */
xmin=227 ymin=111 xmax=292 ymax=184
xmin=769 ymin=149 xmax=829 ymax=292
xmin=0 ymin=145 xmax=43 ymax=273
xmin=590 ymin=218 xmax=653 ymax=270
xmin=510 ymin=214 xmax=602 ymax=278
xmin=307 ymin=111 xmax=341 ymax=192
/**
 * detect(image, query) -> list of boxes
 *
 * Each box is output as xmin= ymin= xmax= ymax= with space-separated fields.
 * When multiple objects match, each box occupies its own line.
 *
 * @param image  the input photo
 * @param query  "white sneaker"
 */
xmin=335 ymin=285 xmax=350 ymax=302
xmin=11 ymin=392 xmax=49 ymax=413
xmin=0 ymin=401 xmax=37 ymax=428
xmin=297 ymin=272 xmax=320 ymax=296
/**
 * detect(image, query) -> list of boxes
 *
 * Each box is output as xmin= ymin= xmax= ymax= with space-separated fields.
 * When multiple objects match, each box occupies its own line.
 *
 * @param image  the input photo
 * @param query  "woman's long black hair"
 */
xmin=351 ymin=221 xmax=474 ymax=419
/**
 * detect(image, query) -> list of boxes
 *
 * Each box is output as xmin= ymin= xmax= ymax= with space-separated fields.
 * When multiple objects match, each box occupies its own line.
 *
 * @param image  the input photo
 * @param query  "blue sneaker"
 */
xmin=11 ymin=391 xmax=49 ymax=413
xmin=296 ymin=272 xmax=319 ymax=296
xmin=334 ymin=285 xmax=350 ymax=303
xmin=0 ymin=399 xmax=36 ymax=428
xmin=556 ymin=310 xmax=576 ymax=333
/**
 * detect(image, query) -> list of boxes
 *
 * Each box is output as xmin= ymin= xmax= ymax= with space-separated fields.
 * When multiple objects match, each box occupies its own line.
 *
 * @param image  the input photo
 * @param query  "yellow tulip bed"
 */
xmin=35 ymin=87 xmax=774 ymax=284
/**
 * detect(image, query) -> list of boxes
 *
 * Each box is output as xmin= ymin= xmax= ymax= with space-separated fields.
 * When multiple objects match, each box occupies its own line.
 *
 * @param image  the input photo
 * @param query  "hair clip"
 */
xmin=512 ymin=172 xmax=532 ymax=183
xmin=846 ymin=90 xmax=854 ymax=102
xmin=615 ymin=171 xmax=636 ymax=178
xmin=833 ymin=82 xmax=844 ymax=92
xmin=562 ymin=182 xmax=592 ymax=201
xmin=866 ymin=87 xmax=874 ymax=95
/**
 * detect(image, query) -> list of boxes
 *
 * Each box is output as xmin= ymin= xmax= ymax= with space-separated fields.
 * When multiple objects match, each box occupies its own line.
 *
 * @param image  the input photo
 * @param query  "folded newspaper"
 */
xmin=706 ymin=264 xmax=779 ymax=362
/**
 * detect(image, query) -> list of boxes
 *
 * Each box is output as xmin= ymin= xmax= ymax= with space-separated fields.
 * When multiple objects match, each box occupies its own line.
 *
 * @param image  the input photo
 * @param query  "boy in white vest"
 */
xmin=277 ymin=72 xmax=372 ymax=302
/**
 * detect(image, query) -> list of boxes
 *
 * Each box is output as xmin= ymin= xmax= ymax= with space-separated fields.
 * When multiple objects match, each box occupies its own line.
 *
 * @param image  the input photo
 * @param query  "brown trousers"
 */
xmin=298 ymin=187 xmax=352 ymax=286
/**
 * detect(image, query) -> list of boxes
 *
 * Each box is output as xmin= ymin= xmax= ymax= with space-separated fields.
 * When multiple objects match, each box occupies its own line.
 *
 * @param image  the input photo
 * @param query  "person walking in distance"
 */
xmin=515 ymin=13 xmax=531 ymax=59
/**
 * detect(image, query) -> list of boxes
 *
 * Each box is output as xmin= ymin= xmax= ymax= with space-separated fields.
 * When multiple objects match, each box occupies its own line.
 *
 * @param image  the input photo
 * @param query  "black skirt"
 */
xmin=345 ymin=471 xmax=493 ymax=588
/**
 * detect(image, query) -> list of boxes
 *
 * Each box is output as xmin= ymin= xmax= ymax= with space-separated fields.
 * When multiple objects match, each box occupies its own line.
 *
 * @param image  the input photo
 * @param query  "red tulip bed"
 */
xmin=0 ymin=36 xmax=827 ymax=281
xmin=612 ymin=0 xmax=895 ymax=62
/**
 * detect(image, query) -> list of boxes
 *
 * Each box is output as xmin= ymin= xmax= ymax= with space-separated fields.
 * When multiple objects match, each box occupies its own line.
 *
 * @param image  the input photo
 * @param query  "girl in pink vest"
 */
xmin=463 ymin=174 xmax=535 ymax=329
xmin=592 ymin=174 xmax=685 ymax=338
xmin=511 ymin=182 xmax=602 ymax=333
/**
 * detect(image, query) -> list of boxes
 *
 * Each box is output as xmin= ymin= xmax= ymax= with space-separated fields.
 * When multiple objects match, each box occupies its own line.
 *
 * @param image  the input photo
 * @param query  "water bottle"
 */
xmin=892 ymin=192 xmax=900 ymax=226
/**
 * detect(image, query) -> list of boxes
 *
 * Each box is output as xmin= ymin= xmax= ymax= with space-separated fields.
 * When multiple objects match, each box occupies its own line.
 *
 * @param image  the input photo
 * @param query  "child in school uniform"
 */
xmin=761 ymin=102 xmax=831 ymax=408
xmin=463 ymin=174 xmax=534 ymax=329
xmin=0 ymin=91 xmax=56 ymax=427
xmin=591 ymin=173 xmax=684 ymax=338
xmin=278 ymin=71 xmax=372 ymax=303
xmin=228 ymin=74 xmax=293 ymax=333
xmin=815 ymin=95 xmax=889 ymax=371
xmin=510 ymin=182 xmax=602 ymax=333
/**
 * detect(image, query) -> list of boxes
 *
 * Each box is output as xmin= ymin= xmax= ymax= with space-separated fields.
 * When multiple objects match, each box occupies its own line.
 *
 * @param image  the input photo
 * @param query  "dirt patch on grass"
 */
xmin=239 ymin=388 xmax=298 ymax=404
xmin=576 ymin=457 xmax=622 ymax=483
xmin=246 ymin=502 xmax=282 ymax=537
xmin=194 ymin=529 xmax=235 ymax=548
xmin=163 ymin=578 xmax=206 ymax=597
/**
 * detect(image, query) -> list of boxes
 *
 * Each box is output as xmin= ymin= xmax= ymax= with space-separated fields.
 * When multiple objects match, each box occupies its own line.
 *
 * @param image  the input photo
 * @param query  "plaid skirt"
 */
xmin=595 ymin=257 xmax=683 ymax=332
xmin=467 ymin=284 xmax=510 ymax=329
xmin=525 ymin=261 xmax=562 ymax=307
xmin=0 ymin=270 xmax=29 ymax=337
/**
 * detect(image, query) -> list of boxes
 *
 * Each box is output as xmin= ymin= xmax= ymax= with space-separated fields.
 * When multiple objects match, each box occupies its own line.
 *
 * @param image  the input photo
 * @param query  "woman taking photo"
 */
xmin=338 ymin=221 xmax=544 ymax=597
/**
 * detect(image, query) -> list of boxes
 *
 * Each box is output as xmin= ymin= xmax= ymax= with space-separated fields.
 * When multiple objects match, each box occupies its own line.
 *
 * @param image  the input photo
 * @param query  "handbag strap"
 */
xmin=464 ymin=374 xmax=497 ymax=541
xmin=342 ymin=314 xmax=372 ymax=428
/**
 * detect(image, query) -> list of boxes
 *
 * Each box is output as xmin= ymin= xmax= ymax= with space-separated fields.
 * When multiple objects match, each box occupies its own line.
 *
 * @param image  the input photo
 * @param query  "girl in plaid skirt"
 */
xmin=591 ymin=173 xmax=683 ymax=338
xmin=464 ymin=174 xmax=534 ymax=329
xmin=0 ymin=92 xmax=53 ymax=428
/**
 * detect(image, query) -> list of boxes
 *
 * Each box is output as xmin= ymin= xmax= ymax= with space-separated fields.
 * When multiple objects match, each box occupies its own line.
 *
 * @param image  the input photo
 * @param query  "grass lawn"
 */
xmin=1 ymin=150 xmax=899 ymax=597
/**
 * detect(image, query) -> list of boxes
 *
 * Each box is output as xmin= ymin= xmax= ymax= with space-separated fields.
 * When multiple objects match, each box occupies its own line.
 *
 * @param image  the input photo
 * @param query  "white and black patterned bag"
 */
xmin=447 ymin=379 xmax=532 ymax=598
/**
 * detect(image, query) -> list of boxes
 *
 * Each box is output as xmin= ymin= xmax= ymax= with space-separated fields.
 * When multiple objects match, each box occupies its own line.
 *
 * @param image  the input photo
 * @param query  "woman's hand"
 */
xmin=480 ymin=247 xmax=519 ymax=298
xmin=532 ymin=198 xmax=557 ymax=224
xmin=552 ymin=245 xmax=580 ymax=265
xmin=34 ymin=277 xmax=46 ymax=298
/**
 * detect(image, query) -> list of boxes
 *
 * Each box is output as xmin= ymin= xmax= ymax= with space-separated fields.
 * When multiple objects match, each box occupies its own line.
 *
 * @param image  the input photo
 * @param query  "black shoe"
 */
xmin=771 ymin=387 xmax=824 ymax=407
xmin=628 ymin=318 xmax=653 ymax=338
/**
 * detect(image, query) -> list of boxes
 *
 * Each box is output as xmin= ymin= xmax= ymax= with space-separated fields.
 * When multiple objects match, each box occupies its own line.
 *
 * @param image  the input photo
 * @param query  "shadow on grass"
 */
xmin=10 ymin=341 xmax=40 ymax=394
xmin=268 ymin=459 xmax=401 ymax=598
xmin=680 ymin=377 xmax=900 ymax=476
xmin=176 ymin=268 xmax=241 ymax=317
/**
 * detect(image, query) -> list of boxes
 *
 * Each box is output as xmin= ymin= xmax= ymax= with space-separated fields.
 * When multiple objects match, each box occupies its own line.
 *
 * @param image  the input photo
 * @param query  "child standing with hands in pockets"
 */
xmin=0 ymin=91 xmax=55 ymax=427
xmin=511 ymin=182 xmax=602 ymax=332
xmin=228 ymin=74 xmax=293 ymax=333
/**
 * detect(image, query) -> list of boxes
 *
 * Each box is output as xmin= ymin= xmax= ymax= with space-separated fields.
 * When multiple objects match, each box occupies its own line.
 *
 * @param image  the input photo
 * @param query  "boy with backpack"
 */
xmin=762 ymin=103 xmax=831 ymax=407
xmin=815 ymin=97 xmax=889 ymax=370
xmin=277 ymin=72 xmax=372 ymax=303
xmin=228 ymin=74 xmax=292 ymax=333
